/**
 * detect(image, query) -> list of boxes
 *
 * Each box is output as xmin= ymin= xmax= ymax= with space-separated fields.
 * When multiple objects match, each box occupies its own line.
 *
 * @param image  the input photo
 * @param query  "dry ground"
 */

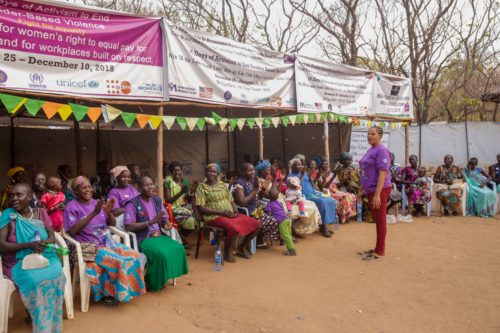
xmin=8 ymin=214 xmax=500 ymax=333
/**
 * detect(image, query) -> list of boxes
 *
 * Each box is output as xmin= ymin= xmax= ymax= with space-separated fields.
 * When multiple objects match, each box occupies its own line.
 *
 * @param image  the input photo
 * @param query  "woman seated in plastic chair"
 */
xmin=195 ymin=163 xmax=261 ymax=263
xmin=463 ymin=159 xmax=496 ymax=217
xmin=163 ymin=161 xmax=198 ymax=249
xmin=124 ymin=175 xmax=188 ymax=292
xmin=107 ymin=166 xmax=140 ymax=226
xmin=63 ymin=176 xmax=145 ymax=307
xmin=433 ymin=155 xmax=464 ymax=216
xmin=0 ymin=183 xmax=65 ymax=332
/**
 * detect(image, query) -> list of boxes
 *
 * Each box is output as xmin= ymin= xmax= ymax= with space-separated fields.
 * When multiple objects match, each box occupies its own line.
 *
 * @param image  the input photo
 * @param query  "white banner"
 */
xmin=350 ymin=130 xmax=390 ymax=164
xmin=373 ymin=73 xmax=413 ymax=119
xmin=295 ymin=55 xmax=374 ymax=115
xmin=0 ymin=0 xmax=166 ymax=100
xmin=164 ymin=21 xmax=296 ymax=108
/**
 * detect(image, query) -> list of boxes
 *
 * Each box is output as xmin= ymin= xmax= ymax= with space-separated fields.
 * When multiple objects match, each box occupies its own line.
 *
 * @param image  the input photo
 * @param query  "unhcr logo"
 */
xmin=29 ymin=73 xmax=47 ymax=89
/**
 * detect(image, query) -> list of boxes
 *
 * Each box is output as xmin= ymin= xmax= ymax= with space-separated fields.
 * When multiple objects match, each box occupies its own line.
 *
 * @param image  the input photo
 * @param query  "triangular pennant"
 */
xmin=329 ymin=113 xmax=336 ymax=121
xmin=87 ymin=107 xmax=102 ymax=123
xmin=69 ymin=103 xmax=89 ymax=122
xmin=379 ymin=121 xmax=386 ymax=128
xmin=136 ymin=114 xmax=151 ymax=129
xmin=340 ymin=116 xmax=348 ymax=123
xmin=149 ymin=115 xmax=162 ymax=129
xmin=58 ymin=104 xmax=73 ymax=121
xmin=163 ymin=116 xmax=176 ymax=129
xmin=219 ymin=118 xmax=228 ymax=130
xmin=205 ymin=117 xmax=216 ymax=126
xmin=176 ymin=117 xmax=187 ymax=130
xmin=315 ymin=113 xmax=322 ymax=122
xmin=0 ymin=94 xmax=27 ymax=114
xmin=104 ymin=105 xmax=122 ymax=122
xmin=186 ymin=117 xmax=198 ymax=131
xmin=367 ymin=121 xmax=373 ymax=127
xmin=211 ymin=112 xmax=223 ymax=124
xmin=263 ymin=117 xmax=271 ymax=128
xmin=24 ymin=99 xmax=44 ymax=116
xmin=308 ymin=114 xmax=316 ymax=123
xmin=236 ymin=118 xmax=246 ymax=130
xmin=246 ymin=118 xmax=256 ymax=129
xmin=196 ymin=117 xmax=206 ymax=131
xmin=228 ymin=118 xmax=238 ymax=130
xmin=42 ymin=102 xmax=63 ymax=119
xmin=281 ymin=116 xmax=289 ymax=127
xmin=391 ymin=122 xmax=396 ymax=129
xmin=121 ymin=112 xmax=137 ymax=128
xmin=271 ymin=117 xmax=280 ymax=128
xmin=289 ymin=115 xmax=296 ymax=126
xmin=296 ymin=114 xmax=304 ymax=124
xmin=320 ymin=113 xmax=328 ymax=121
xmin=255 ymin=118 xmax=264 ymax=129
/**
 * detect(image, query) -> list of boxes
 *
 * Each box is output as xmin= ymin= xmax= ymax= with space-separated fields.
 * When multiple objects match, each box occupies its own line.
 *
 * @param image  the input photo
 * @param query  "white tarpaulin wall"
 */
xmin=363 ymin=122 xmax=500 ymax=168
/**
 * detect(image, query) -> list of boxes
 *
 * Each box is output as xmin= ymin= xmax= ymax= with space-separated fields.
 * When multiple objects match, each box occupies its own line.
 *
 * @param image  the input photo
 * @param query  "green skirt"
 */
xmin=140 ymin=235 xmax=189 ymax=291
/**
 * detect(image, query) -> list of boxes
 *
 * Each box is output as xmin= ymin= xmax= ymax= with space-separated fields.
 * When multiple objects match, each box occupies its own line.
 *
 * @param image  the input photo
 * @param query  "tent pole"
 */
xmin=280 ymin=125 xmax=287 ymax=165
xmin=337 ymin=122 xmax=343 ymax=162
xmin=465 ymin=109 xmax=470 ymax=162
xmin=259 ymin=110 xmax=264 ymax=160
xmin=323 ymin=119 xmax=330 ymax=163
xmin=233 ymin=129 xmax=237 ymax=170
xmin=9 ymin=117 xmax=15 ymax=168
xmin=405 ymin=123 xmax=410 ymax=165
xmin=157 ymin=106 xmax=164 ymax=200
xmin=205 ymin=123 xmax=209 ymax=165
xmin=73 ymin=119 xmax=83 ymax=175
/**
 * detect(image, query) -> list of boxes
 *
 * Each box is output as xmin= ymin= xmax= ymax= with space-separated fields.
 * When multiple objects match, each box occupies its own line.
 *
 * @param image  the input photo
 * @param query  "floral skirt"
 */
xmin=328 ymin=186 xmax=357 ymax=223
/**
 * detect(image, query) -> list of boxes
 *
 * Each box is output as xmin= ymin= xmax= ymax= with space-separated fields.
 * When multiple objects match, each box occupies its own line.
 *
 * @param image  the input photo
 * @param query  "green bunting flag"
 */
xmin=307 ymin=114 xmax=316 ymax=123
xmin=228 ymin=118 xmax=238 ymax=130
xmin=281 ymin=115 xmax=289 ymax=127
xmin=296 ymin=114 xmax=304 ymax=124
xmin=263 ymin=117 xmax=271 ymax=128
xmin=0 ymin=93 xmax=27 ymax=114
xmin=211 ymin=112 xmax=223 ymax=124
xmin=176 ymin=117 xmax=187 ymax=130
xmin=69 ymin=103 xmax=89 ymax=122
xmin=121 ymin=112 xmax=137 ymax=128
xmin=196 ymin=117 xmax=207 ymax=131
xmin=320 ymin=113 xmax=328 ymax=121
xmin=246 ymin=118 xmax=256 ymax=129
xmin=24 ymin=99 xmax=44 ymax=116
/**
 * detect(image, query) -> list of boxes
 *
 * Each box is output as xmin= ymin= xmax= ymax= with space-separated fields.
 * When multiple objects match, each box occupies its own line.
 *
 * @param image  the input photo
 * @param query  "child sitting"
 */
xmin=265 ymin=189 xmax=296 ymax=256
xmin=285 ymin=176 xmax=306 ymax=216
xmin=40 ymin=176 xmax=66 ymax=232
xmin=411 ymin=167 xmax=432 ymax=216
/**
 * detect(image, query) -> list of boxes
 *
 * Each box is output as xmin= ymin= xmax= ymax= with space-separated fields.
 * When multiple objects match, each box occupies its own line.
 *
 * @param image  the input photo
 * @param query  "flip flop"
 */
xmin=362 ymin=253 xmax=384 ymax=261
xmin=235 ymin=251 xmax=252 ymax=259
xmin=223 ymin=255 xmax=236 ymax=263
xmin=283 ymin=249 xmax=297 ymax=256
xmin=357 ymin=249 xmax=374 ymax=256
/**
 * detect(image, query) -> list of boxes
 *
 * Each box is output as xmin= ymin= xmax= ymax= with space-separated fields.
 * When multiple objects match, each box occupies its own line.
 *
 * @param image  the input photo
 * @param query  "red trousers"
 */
xmin=367 ymin=187 xmax=391 ymax=256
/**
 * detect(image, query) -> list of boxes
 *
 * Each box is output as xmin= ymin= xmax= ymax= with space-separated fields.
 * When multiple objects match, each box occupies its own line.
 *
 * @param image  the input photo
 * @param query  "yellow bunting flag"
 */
xmin=219 ymin=118 xmax=228 ymax=130
xmin=136 ymin=114 xmax=151 ymax=129
xmin=236 ymin=118 xmax=246 ymax=130
xmin=149 ymin=115 xmax=162 ymax=129
xmin=271 ymin=117 xmax=280 ymax=128
xmin=58 ymin=104 xmax=73 ymax=121
xmin=87 ymin=107 xmax=102 ymax=123
xmin=162 ymin=116 xmax=176 ymax=129
xmin=105 ymin=105 xmax=122 ymax=122
xmin=255 ymin=118 xmax=264 ymax=129
xmin=186 ymin=117 xmax=198 ymax=131
xmin=42 ymin=102 xmax=63 ymax=120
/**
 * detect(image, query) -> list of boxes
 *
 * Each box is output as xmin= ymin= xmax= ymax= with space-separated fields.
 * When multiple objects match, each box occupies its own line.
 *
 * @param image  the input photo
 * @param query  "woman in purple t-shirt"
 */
xmin=358 ymin=126 xmax=392 ymax=261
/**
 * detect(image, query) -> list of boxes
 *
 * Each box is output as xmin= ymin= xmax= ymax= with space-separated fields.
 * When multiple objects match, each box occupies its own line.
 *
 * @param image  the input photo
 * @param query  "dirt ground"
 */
xmin=8 ymin=214 xmax=500 ymax=333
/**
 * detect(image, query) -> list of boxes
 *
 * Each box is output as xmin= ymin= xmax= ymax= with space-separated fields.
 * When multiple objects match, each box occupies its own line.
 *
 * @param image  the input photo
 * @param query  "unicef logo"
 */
xmin=0 ymin=70 xmax=7 ymax=83
xmin=29 ymin=73 xmax=44 ymax=84
xmin=223 ymin=90 xmax=232 ymax=101
xmin=88 ymin=80 xmax=99 ymax=88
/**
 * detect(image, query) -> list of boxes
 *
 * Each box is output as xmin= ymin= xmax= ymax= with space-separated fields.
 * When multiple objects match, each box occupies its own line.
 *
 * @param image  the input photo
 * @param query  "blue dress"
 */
xmin=288 ymin=172 xmax=337 ymax=224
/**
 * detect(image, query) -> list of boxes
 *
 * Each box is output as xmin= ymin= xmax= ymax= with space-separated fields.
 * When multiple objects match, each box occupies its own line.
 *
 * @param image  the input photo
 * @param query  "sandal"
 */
xmin=362 ymin=253 xmax=384 ymax=261
xmin=223 ymin=255 xmax=236 ymax=263
xmin=235 ymin=251 xmax=252 ymax=259
xmin=283 ymin=249 xmax=297 ymax=256
xmin=257 ymin=243 xmax=270 ymax=249
xmin=357 ymin=249 xmax=374 ymax=256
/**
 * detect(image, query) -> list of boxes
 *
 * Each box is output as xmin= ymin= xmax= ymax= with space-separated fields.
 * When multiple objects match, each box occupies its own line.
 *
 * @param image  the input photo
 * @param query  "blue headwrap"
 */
xmin=255 ymin=159 xmax=271 ymax=176
xmin=206 ymin=163 xmax=221 ymax=173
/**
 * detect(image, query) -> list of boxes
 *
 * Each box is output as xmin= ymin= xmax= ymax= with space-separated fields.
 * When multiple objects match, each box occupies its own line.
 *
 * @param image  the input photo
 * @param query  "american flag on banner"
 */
xmin=199 ymin=87 xmax=214 ymax=98
xmin=315 ymin=103 xmax=323 ymax=110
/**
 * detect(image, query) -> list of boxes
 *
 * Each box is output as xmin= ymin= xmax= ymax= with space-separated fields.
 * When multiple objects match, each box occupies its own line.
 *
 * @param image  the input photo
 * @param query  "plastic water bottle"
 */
xmin=356 ymin=199 xmax=363 ymax=223
xmin=214 ymin=247 xmax=222 ymax=272
xmin=105 ymin=230 xmax=116 ymax=250
xmin=32 ymin=231 xmax=41 ymax=241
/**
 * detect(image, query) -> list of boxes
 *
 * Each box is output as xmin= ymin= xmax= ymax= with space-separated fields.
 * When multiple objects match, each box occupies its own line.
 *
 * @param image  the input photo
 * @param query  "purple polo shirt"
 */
xmin=124 ymin=197 xmax=167 ymax=237
xmin=265 ymin=200 xmax=289 ymax=224
xmin=359 ymin=144 xmax=392 ymax=194
xmin=108 ymin=185 xmax=139 ymax=209
xmin=64 ymin=199 xmax=109 ymax=246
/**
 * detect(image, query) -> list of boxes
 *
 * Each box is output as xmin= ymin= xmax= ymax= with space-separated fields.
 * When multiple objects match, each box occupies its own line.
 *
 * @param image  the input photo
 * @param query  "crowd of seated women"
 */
xmin=0 ymin=152 xmax=498 ymax=332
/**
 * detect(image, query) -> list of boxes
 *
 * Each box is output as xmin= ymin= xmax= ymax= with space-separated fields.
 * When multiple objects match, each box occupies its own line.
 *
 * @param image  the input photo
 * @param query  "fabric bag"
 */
xmin=80 ymin=242 xmax=98 ymax=262
xmin=22 ymin=253 xmax=49 ymax=270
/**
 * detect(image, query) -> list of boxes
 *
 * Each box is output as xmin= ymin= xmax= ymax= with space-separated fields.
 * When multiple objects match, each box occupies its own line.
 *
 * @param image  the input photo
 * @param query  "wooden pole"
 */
xmin=323 ymin=119 xmax=330 ymax=163
xmin=95 ymin=121 xmax=100 ymax=170
xmin=280 ymin=125 xmax=287 ymax=164
xmin=233 ymin=129 xmax=237 ymax=170
xmin=157 ymin=106 xmax=164 ymax=199
xmin=259 ymin=110 xmax=264 ymax=160
xmin=337 ymin=122 xmax=343 ymax=162
xmin=73 ymin=119 xmax=83 ymax=175
xmin=226 ymin=109 xmax=231 ymax=171
xmin=9 ymin=117 xmax=15 ymax=168
xmin=205 ymin=123 xmax=209 ymax=165
xmin=404 ymin=123 xmax=410 ymax=165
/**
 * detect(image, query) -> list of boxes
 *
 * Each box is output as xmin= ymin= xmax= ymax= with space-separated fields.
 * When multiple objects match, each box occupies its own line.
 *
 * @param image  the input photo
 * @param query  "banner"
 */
xmin=0 ymin=0 xmax=166 ymax=100
xmin=164 ymin=21 xmax=295 ymax=108
xmin=349 ymin=130 xmax=390 ymax=164
xmin=373 ymin=73 xmax=413 ymax=119
xmin=295 ymin=55 xmax=374 ymax=116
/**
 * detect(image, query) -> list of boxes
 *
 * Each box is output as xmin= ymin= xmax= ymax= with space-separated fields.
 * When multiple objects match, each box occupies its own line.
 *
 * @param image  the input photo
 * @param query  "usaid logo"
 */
xmin=0 ymin=70 xmax=7 ymax=84
xmin=29 ymin=73 xmax=44 ymax=84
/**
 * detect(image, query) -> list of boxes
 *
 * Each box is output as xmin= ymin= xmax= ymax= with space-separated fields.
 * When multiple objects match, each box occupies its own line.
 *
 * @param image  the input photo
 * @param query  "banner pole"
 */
xmin=157 ymin=106 xmax=164 ymax=200
xmin=405 ymin=123 xmax=410 ymax=165
xmin=259 ymin=110 xmax=264 ymax=160
xmin=324 ymin=119 xmax=330 ymax=163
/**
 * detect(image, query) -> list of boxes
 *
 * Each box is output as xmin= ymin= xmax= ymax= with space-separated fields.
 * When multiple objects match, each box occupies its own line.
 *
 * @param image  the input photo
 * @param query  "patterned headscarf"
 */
xmin=70 ymin=176 xmax=90 ymax=192
xmin=110 ymin=166 xmax=129 ymax=179
xmin=206 ymin=163 xmax=221 ymax=173
xmin=255 ymin=159 xmax=271 ymax=176
xmin=293 ymin=154 xmax=306 ymax=161
xmin=288 ymin=158 xmax=301 ymax=173
xmin=340 ymin=152 xmax=353 ymax=162
xmin=7 ymin=166 xmax=25 ymax=179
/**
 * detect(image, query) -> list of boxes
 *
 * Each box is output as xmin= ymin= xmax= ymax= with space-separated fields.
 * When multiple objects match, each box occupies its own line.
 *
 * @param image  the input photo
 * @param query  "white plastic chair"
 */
xmin=401 ymin=179 xmax=433 ymax=217
xmin=62 ymin=228 xmax=128 ymax=312
xmin=236 ymin=205 xmax=258 ymax=254
xmin=432 ymin=182 xmax=467 ymax=217
xmin=0 ymin=256 xmax=16 ymax=333
xmin=0 ymin=234 xmax=74 ymax=333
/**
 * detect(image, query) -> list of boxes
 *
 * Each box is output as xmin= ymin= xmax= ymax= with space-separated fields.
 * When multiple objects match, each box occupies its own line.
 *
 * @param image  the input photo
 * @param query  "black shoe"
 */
xmin=320 ymin=225 xmax=332 ymax=238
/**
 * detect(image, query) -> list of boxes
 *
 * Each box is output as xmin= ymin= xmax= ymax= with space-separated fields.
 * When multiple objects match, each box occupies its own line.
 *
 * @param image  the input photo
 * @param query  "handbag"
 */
xmin=80 ymin=242 xmax=98 ymax=262
xmin=390 ymin=184 xmax=402 ymax=202
xmin=22 ymin=253 xmax=49 ymax=270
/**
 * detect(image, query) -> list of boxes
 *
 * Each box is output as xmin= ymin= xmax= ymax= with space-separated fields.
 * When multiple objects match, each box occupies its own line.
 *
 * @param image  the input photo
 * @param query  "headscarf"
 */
xmin=340 ymin=152 xmax=353 ymax=162
xmin=288 ymin=176 xmax=301 ymax=188
xmin=70 ymin=176 xmax=89 ymax=193
xmin=293 ymin=154 xmax=305 ymax=161
xmin=7 ymin=166 xmax=25 ymax=179
xmin=288 ymin=158 xmax=301 ymax=173
xmin=110 ymin=166 xmax=129 ymax=179
xmin=255 ymin=159 xmax=271 ymax=176
xmin=206 ymin=163 xmax=221 ymax=173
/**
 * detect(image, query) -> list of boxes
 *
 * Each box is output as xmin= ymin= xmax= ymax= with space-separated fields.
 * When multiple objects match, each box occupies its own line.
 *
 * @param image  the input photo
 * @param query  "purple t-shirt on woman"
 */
xmin=123 ymin=197 xmax=168 ymax=237
xmin=108 ymin=185 xmax=139 ymax=209
xmin=359 ymin=144 xmax=392 ymax=194
xmin=64 ymin=199 xmax=110 ymax=246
